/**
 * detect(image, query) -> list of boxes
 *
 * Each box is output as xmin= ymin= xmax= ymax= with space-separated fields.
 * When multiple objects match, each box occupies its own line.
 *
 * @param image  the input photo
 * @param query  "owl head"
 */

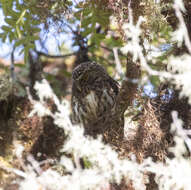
xmin=72 ymin=61 xmax=119 ymax=97
xmin=72 ymin=61 xmax=101 ymax=81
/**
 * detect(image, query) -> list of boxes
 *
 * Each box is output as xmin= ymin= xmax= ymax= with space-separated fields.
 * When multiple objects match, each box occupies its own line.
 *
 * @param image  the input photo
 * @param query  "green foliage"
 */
xmin=82 ymin=157 xmax=92 ymax=169
xmin=74 ymin=0 xmax=111 ymax=47
xmin=0 ymin=0 xmax=72 ymax=63
xmin=0 ymin=0 xmax=41 ymax=63
xmin=150 ymin=75 xmax=160 ymax=89
xmin=0 ymin=0 xmax=175 ymax=92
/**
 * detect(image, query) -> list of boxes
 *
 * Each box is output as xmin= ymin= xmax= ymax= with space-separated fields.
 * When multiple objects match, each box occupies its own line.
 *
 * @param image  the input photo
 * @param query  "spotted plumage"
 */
xmin=71 ymin=61 xmax=119 ymax=129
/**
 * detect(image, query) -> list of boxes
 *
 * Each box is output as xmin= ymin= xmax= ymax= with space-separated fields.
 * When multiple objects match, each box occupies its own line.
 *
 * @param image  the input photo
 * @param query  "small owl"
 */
xmin=71 ymin=61 xmax=119 ymax=134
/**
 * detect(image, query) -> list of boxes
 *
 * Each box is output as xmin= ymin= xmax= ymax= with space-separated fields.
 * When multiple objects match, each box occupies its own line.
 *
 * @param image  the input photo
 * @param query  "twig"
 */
xmin=174 ymin=1 xmax=191 ymax=54
xmin=36 ymin=51 xmax=77 ymax=58
xmin=113 ymin=47 xmax=125 ymax=79
xmin=10 ymin=45 xmax=16 ymax=81
xmin=0 ymin=162 xmax=27 ymax=178
xmin=100 ymin=45 xmax=127 ymax=58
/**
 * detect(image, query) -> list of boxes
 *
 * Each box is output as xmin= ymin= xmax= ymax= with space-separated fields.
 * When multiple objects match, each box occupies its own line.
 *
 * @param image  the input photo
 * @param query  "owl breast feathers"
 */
xmin=71 ymin=61 xmax=119 ymax=125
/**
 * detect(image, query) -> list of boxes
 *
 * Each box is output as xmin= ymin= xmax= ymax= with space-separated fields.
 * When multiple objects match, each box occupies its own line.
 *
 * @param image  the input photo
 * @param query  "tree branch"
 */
xmin=36 ymin=51 xmax=77 ymax=59
xmin=10 ymin=45 xmax=16 ymax=81
xmin=100 ymin=45 xmax=127 ymax=58
xmin=101 ymin=54 xmax=140 ymax=145
xmin=113 ymin=47 xmax=125 ymax=79
xmin=116 ymin=53 xmax=140 ymax=115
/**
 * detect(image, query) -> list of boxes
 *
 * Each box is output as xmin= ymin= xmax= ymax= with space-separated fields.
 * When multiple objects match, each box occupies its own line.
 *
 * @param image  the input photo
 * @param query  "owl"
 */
xmin=71 ymin=61 xmax=119 ymax=135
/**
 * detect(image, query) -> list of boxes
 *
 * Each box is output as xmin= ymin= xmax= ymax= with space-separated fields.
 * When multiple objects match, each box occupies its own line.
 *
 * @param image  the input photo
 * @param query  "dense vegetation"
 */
xmin=0 ymin=0 xmax=191 ymax=189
